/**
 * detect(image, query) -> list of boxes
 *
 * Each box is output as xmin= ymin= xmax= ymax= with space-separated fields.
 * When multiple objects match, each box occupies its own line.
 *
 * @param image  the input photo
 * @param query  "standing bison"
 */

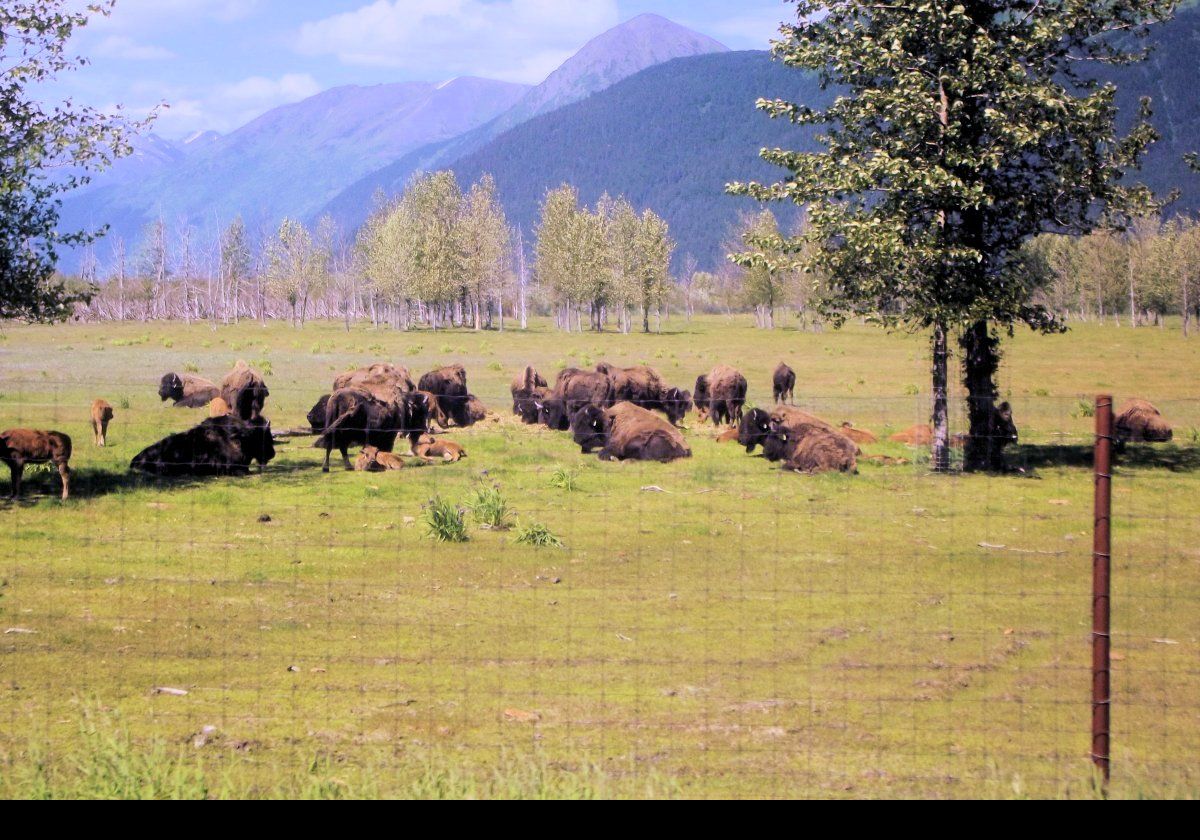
xmin=2 ymin=429 xmax=72 ymax=499
xmin=91 ymin=399 xmax=114 ymax=447
xmin=318 ymin=388 xmax=431 ymax=472
xmin=158 ymin=372 xmax=219 ymax=408
xmin=571 ymin=402 xmax=692 ymax=462
xmin=773 ymin=363 xmax=796 ymax=405
xmin=962 ymin=401 xmax=1019 ymax=471
xmin=220 ymin=361 xmax=269 ymax=421
xmin=596 ymin=362 xmax=691 ymax=425
xmin=694 ymin=365 xmax=747 ymax=426
xmin=419 ymin=364 xmax=473 ymax=427
xmin=131 ymin=416 xmax=275 ymax=477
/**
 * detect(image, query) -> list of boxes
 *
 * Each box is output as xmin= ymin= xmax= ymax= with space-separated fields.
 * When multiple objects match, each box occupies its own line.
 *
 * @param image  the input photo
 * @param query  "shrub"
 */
xmin=465 ymin=481 xmax=513 ymax=530
xmin=422 ymin=497 xmax=468 ymax=543
xmin=514 ymin=522 xmax=564 ymax=549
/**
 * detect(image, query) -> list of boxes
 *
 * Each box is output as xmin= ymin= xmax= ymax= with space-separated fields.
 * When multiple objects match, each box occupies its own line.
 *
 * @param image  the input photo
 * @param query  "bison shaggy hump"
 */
xmin=220 ymin=361 xmax=269 ymax=421
xmin=555 ymin=368 xmax=615 ymax=414
xmin=131 ymin=415 xmax=275 ymax=477
xmin=783 ymin=426 xmax=859 ymax=474
xmin=1116 ymin=399 xmax=1173 ymax=445
xmin=572 ymin=402 xmax=691 ymax=463
xmin=158 ymin=372 xmax=220 ymax=408
xmin=695 ymin=365 xmax=747 ymax=426
xmin=334 ymin=363 xmax=416 ymax=405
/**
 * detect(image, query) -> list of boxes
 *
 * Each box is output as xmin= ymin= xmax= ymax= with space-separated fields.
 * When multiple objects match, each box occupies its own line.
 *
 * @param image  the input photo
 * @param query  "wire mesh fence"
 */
xmin=1 ymin=362 xmax=1197 ymax=798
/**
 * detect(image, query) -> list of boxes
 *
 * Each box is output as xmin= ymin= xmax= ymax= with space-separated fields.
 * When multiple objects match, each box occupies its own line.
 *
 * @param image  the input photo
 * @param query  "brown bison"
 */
xmin=419 ymin=364 xmax=474 ymax=427
xmin=571 ymin=402 xmax=692 ymax=462
xmin=739 ymin=406 xmax=833 ymax=456
xmin=158 ymin=372 xmax=219 ymax=408
xmin=536 ymin=396 xmax=572 ymax=430
xmin=307 ymin=395 xmax=331 ymax=433
xmin=1115 ymin=399 xmax=1173 ymax=446
xmin=333 ymin=363 xmax=416 ymax=404
xmin=773 ymin=362 xmax=796 ymax=405
xmin=415 ymin=437 xmax=467 ymax=463
xmin=783 ymin=426 xmax=859 ymax=474
xmin=555 ymin=368 xmax=615 ymax=415
xmin=890 ymin=425 xmax=933 ymax=446
xmin=694 ymin=365 xmax=747 ymax=426
xmin=1 ymin=429 xmax=72 ymax=500
xmin=596 ymin=362 xmax=691 ymax=425
xmin=511 ymin=366 xmax=548 ymax=410
xmin=91 ymin=399 xmax=114 ymax=447
xmin=318 ymin=388 xmax=432 ymax=472
xmin=208 ymin=397 xmax=232 ymax=418
xmin=355 ymin=446 xmax=405 ymax=472
xmin=839 ymin=422 xmax=878 ymax=445
xmin=220 ymin=361 xmax=269 ymax=421
xmin=131 ymin=415 xmax=275 ymax=477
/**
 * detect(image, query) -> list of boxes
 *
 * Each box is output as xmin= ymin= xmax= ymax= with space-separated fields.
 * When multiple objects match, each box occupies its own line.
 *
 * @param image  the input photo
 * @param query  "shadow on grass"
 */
xmin=1010 ymin=443 xmax=1200 ymax=472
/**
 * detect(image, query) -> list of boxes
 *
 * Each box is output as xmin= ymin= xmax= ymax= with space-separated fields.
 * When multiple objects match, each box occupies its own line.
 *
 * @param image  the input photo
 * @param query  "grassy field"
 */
xmin=0 ymin=315 xmax=1197 ymax=799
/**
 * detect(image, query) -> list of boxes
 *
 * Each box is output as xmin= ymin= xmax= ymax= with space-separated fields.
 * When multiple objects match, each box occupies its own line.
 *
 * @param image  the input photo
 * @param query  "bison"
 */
xmin=158 ymin=372 xmax=219 ymax=408
xmin=694 ymin=365 xmax=747 ymax=426
xmin=890 ymin=425 xmax=933 ymax=446
xmin=596 ymin=362 xmax=691 ymax=425
xmin=536 ymin=396 xmax=572 ymax=431
xmin=1 ymin=429 xmax=72 ymax=500
xmin=419 ymin=364 xmax=474 ymax=427
xmin=91 ymin=399 xmax=114 ymax=447
xmin=571 ymin=402 xmax=692 ymax=463
xmin=1115 ymin=399 xmax=1173 ymax=447
xmin=511 ymin=366 xmax=548 ymax=412
xmin=130 ymin=415 xmax=275 ymax=477
xmin=839 ymin=422 xmax=878 ymax=445
xmin=414 ymin=437 xmax=467 ymax=463
xmin=555 ymin=368 xmax=614 ymax=415
xmin=318 ymin=388 xmax=431 ymax=472
xmin=782 ymin=426 xmax=859 ymax=474
xmin=962 ymin=402 xmax=1019 ymax=471
xmin=739 ymin=406 xmax=832 ymax=456
xmin=220 ymin=361 xmax=269 ymax=421
xmin=333 ymin=363 xmax=415 ymax=404
xmin=307 ymin=395 xmax=332 ymax=433
xmin=208 ymin=397 xmax=232 ymax=418
xmin=773 ymin=363 xmax=796 ymax=405
xmin=355 ymin=446 xmax=406 ymax=472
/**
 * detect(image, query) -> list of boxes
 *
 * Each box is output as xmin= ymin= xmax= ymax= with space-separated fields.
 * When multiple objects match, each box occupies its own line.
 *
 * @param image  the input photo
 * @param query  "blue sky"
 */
xmin=52 ymin=0 xmax=795 ymax=139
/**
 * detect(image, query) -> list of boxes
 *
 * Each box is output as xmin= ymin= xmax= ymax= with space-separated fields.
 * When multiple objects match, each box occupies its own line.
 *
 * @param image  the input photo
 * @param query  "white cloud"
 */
xmin=295 ymin=0 xmax=620 ymax=83
xmin=93 ymin=35 xmax=175 ymax=61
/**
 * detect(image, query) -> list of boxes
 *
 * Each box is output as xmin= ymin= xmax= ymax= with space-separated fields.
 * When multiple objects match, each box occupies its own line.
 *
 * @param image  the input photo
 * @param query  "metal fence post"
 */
xmin=1092 ymin=395 xmax=1114 ymax=784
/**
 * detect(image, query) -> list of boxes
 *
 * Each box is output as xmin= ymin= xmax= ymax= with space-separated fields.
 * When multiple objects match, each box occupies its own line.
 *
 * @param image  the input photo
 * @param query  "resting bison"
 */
xmin=773 ymin=363 xmax=796 ymax=405
xmin=571 ymin=402 xmax=692 ymax=462
xmin=783 ymin=426 xmax=859 ymax=474
xmin=890 ymin=425 xmax=933 ymax=446
xmin=596 ymin=363 xmax=691 ymax=425
xmin=355 ymin=446 xmax=405 ymax=472
xmin=694 ymin=365 xmax=747 ymax=426
xmin=514 ymin=388 xmax=549 ymax=424
xmin=1 ymin=429 xmax=72 ymax=500
xmin=511 ymin=367 xmax=548 ymax=411
xmin=158 ymin=372 xmax=219 ymax=408
xmin=220 ymin=361 xmax=269 ymax=421
xmin=131 ymin=416 xmax=275 ymax=477
xmin=419 ymin=364 xmax=474 ymax=427
xmin=739 ymin=406 xmax=832 ymax=456
xmin=556 ymin=368 xmax=615 ymax=414
xmin=91 ymin=399 xmax=114 ymax=447
xmin=415 ymin=437 xmax=467 ymax=463
xmin=318 ymin=388 xmax=431 ymax=472
xmin=333 ymin=363 xmax=415 ymax=404
xmin=839 ymin=423 xmax=878 ymax=445
xmin=307 ymin=395 xmax=331 ymax=433
xmin=1115 ymin=399 xmax=1173 ymax=447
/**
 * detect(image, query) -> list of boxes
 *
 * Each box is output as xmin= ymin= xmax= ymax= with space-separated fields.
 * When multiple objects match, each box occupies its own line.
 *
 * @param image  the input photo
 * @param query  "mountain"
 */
xmin=325 ymin=7 xmax=1200 ymax=272
xmin=57 ymin=76 xmax=531 ymax=256
xmin=320 ymin=14 xmax=729 ymax=224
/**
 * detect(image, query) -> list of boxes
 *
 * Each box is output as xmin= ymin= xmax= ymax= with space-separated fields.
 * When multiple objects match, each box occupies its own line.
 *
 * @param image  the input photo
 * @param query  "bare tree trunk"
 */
xmin=1184 ymin=274 xmax=1191 ymax=338
xmin=931 ymin=324 xmax=951 ymax=473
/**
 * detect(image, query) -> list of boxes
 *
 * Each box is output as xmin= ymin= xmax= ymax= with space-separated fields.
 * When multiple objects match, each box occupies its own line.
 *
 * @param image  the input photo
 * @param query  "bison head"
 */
xmin=158 ymin=372 xmax=183 ymax=402
xmin=662 ymin=387 xmax=693 ymax=426
xmin=693 ymin=375 xmax=711 ymax=421
xmin=571 ymin=405 xmax=609 ymax=454
xmin=993 ymin=402 xmax=1018 ymax=446
xmin=243 ymin=417 xmax=276 ymax=467
xmin=762 ymin=417 xmax=795 ymax=462
xmin=537 ymin=397 xmax=571 ymax=431
xmin=738 ymin=408 xmax=772 ymax=453
xmin=402 ymin=391 xmax=433 ymax=434
xmin=466 ymin=395 xmax=488 ymax=425
xmin=307 ymin=395 xmax=331 ymax=433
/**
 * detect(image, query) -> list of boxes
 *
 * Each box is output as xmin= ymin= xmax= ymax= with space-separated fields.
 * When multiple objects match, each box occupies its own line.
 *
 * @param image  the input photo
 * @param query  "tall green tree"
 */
xmin=731 ymin=0 xmax=1172 ymax=471
xmin=1 ymin=1 xmax=152 ymax=321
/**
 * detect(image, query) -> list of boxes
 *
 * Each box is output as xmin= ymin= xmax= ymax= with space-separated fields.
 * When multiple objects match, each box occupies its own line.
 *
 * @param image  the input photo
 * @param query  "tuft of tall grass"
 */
xmin=465 ymin=481 xmax=512 ymax=530
xmin=422 ymin=496 xmax=469 ymax=542
xmin=549 ymin=466 xmax=579 ymax=491
xmin=514 ymin=521 xmax=564 ymax=548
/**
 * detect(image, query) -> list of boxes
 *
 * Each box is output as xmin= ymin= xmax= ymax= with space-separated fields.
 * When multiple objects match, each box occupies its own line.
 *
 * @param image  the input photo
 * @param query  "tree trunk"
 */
xmin=1184 ymin=274 xmax=1191 ymax=338
xmin=931 ymin=324 xmax=951 ymax=473
xmin=960 ymin=320 xmax=1002 ymax=472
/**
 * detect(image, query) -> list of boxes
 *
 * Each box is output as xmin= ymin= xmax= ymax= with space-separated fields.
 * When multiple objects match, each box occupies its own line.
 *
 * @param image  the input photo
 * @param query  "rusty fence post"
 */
xmin=1092 ymin=395 xmax=1114 ymax=784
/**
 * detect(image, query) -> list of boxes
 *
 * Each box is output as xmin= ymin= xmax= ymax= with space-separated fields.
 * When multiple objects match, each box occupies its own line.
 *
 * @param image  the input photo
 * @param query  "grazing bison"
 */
xmin=783 ymin=426 xmax=859 ymax=474
xmin=333 ymin=363 xmax=415 ymax=404
xmin=158 ymin=372 xmax=219 ymax=408
xmin=415 ymin=437 xmax=467 ymax=463
xmin=130 ymin=416 xmax=275 ymax=477
xmin=355 ymin=446 xmax=405 ymax=472
xmin=773 ymin=363 xmax=796 ymax=405
xmin=962 ymin=402 xmax=1019 ymax=471
xmin=1 ymin=429 xmax=72 ymax=500
xmin=419 ymin=364 xmax=473 ymax=427
xmin=839 ymin=423 xmax=878 ymax=445
xmin=1115 ymin=399 xmax=1173 ymax=447
xmin=318 ymin=388 xmax=431 ymax=472
xmin=694 ymin=365 xmax=747 ymax=426
xmin=91 ymin=399 xmax=114 ymax=447
xmin=571 ymin=402 xmax=692 ymax=463
xmin=307 ymin=395 xmax=331 ymax=433
xmin=220 ymin=361 xmax=269 ymax=421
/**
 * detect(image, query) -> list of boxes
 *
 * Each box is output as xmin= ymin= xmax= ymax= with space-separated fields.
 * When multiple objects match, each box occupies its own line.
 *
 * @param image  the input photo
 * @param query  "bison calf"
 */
xmin=355 ymin=446 xmax=406 ymax=472
xmin=91 ymin=399 xmax=114 ymax=447
xmin=1 ymin=429 xmax=72 ymax=500
xmin=572 ymin=402 xmax=691 ymax=463
xmin=414 ymin=437 xmax=467 ymax=463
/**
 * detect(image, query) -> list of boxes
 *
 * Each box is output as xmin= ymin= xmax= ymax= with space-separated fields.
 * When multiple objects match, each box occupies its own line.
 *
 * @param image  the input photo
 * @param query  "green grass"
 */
xmin=0 ymin=316 xmax=1197 ymax=799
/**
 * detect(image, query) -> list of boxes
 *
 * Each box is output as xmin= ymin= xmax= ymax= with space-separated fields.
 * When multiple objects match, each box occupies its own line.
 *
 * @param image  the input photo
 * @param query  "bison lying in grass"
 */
xmin=131 ymin=416 xmax=275 ymax=477
xmin=738 ymin=406 xmax=832 ymax=455
xmin=1 ymin=429 xmax=72 ymax=499
xmin=572 ymin=402 xmax=691 ymax=462
xmin=781 ymin=425 xmax=859 ymax=474
xmin=511 ymin=366 xmax=548 ymax=411
xmin=1116 ymin=399 xmax=1173 ymax=448
xmin=695 ymin=365 xmax=747 ymax=426
xmin=220 ymin=361 xmax=269 ymax=421
xmin=158 ymin=372 xmax=219 ymax=408
xmin=318 ymin=388 xmax=431 ymax=472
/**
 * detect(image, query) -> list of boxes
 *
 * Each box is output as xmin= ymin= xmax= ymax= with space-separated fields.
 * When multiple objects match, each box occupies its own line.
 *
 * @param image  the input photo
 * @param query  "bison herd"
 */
xmin=0 ymin=349 xmax=1182 ymax=501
